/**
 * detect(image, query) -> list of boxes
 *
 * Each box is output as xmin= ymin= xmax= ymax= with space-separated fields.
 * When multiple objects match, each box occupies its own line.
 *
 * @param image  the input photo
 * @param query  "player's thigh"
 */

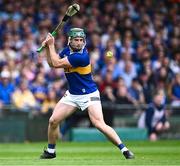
xmin=87 ymin=102 xmax=104 ymax=124
xmin=50 ymin=100 xmax=77 ymax=123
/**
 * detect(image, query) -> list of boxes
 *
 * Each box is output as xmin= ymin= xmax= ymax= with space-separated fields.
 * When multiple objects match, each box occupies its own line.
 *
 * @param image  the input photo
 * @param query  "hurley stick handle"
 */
xmin=36 ymin=31 xmax=57 ymax=53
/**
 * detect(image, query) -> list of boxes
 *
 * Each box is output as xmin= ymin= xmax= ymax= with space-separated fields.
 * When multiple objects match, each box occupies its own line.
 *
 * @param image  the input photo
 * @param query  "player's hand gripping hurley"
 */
xmin=37 ymin=3 xmax=80 ymax=53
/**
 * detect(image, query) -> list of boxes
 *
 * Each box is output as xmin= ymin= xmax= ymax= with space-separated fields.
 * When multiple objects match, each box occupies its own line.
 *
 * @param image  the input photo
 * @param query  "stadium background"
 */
xmin=0 ymin=0 xmax=180 ymax=142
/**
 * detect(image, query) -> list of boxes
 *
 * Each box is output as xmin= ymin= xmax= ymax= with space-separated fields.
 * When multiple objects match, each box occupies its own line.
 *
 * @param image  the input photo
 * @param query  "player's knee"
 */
xmin=49 ymin=117 xmax=59 ymax=128
xmin=92 ymin=120 xmax=105 ymax=130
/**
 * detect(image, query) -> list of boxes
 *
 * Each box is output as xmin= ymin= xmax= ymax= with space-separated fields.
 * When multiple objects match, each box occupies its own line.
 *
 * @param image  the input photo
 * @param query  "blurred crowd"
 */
xmin=0 ymin=0 xmax=179 ymax=116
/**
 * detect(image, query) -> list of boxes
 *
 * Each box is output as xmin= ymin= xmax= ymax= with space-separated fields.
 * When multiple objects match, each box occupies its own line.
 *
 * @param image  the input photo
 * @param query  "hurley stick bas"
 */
xmin=37 ymin=3 xmax=80 ymax=53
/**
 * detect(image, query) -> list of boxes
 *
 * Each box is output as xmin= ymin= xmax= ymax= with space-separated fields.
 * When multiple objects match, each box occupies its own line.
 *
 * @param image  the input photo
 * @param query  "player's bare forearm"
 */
xmin=43 ymin=33 xmax=72 ymax=68
xmin=47 ymin=44 xmax=71 ymax=68
xmin=47 ymin=44 xmax=62 ymax=68
xmin=45 ymin=47 xmax=53 ymax=67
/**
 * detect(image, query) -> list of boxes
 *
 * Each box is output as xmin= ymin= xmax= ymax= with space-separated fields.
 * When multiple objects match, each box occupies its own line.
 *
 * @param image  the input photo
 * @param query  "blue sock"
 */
xmin=118 ymin=143 xmax=125 ymax=150
xmin=118 ymin=143 xmax=128 ymax=153
xmin=47 ymin=144 xmax=56 ymax=153
xmin=48 ymin=144 xmax=56 ymax=149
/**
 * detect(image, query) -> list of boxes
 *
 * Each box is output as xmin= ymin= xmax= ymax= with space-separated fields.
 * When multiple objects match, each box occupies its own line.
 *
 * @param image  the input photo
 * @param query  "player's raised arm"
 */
xmin=42 ymin=33 xmax=72 ymax=68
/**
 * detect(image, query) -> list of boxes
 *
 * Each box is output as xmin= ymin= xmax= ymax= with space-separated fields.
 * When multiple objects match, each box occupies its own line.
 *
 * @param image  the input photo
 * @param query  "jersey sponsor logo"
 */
xmin=64 ymin=64 xmax=91 ymax=75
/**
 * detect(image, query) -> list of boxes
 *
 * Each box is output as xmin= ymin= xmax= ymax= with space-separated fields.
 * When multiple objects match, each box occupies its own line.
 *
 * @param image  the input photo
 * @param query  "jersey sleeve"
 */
xmin=67 ymin=52 xmax=89 ymax=67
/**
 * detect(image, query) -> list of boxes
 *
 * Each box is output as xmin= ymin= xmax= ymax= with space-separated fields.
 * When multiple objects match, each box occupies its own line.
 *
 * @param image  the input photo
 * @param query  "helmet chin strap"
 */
xmin=67 ymin=37 xmax=71 ymax=45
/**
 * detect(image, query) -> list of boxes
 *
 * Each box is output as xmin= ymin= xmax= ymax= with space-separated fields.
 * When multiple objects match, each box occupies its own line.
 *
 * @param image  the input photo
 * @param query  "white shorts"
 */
xmin=60 ymin=90 xmax=101 ymax=111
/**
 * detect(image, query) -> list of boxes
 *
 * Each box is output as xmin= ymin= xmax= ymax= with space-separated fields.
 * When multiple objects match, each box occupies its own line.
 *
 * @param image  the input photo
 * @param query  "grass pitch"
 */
xmin=0 ymin=140 xmax=180 ymax=166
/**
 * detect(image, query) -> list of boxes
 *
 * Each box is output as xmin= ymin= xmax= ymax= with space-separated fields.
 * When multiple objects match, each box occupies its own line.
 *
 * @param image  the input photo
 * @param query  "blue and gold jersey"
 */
xmin=59 ymin=47 xmax=97 ymax=95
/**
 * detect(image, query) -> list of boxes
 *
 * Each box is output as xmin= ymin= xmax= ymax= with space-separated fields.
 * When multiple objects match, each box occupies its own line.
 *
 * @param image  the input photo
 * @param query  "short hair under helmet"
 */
xmin=68 ymin=28 xmax=86 ymax=39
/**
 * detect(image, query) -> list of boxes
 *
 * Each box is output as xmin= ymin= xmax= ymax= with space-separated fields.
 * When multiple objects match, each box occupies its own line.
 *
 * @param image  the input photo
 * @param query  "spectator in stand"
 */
xmin=12 ymin=80 xmax=37 ymax=112
xmin=88 ymin=32 xmax=102 ymax=72
xmin=171 ymin=73 xmax=180 ymax=108
xmin=101 ymin=86 xmax=116 ymax=104
xmin=118 ymin=51 xmax=137 ymax=79
xmin=128 ymin=78 xmax=145 ymax=106
xmin=0 ymin=41 xmax=16 ymax=62
xmin=169 ymin=51 xmax=180 ymax=75
xmin=121 ymin=36 xmax=136 ymax=58
xmin=99 ymin=69 xmax=117 ymax=94
xmin=30 ymin=73 xmax=47 ymax=108
xmin=51 ymin=79 xmax=66 ymax=99
xmin=100 ymin=83 xmax=116 ymax=126
xmin=101 ymin=53 xmax=121 ymax=81
xmin=115 ymin=84 xmax=134 ymax=105
xmin=20 ymin=59 xmax=36 ymax=82
xmin=116 ymin=77 xmax=125 ymax=87
xmin=153 ymin=63 xmax=173 ymax=99
xmin=137 ymin=49 xmax=152 ymax=75
xmin=103 ymin=37 xmax=121 ymax=61
xmin=119 ymin=60 xmax=137 ymax=88
xmin=138 ymin=70 xmax=154 ymax=104
xmin=41 ymin=90 xmax=57 ymax=115
xmin=0 ymin=70 xmax=15 ymax=110
xmin=138 ymin=91 xmax=170 ymax=141
xmin=152 ymin=50 xmax=166 ymax=71
xmin=99 ymin=66 xmax=117 ymax=126
xmin=6 ymin=59 xmax=20 ymax=80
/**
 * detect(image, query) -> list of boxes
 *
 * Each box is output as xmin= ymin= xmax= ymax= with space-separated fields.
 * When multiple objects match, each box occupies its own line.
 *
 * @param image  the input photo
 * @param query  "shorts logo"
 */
xmin=90 ymin=97 xmax=100 ymax=101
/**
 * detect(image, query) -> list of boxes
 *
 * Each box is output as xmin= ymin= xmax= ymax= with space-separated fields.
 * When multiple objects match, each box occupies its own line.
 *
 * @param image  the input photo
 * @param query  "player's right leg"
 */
xmin=87 ymin=103 xmax=134 ymax=159
xmin=40 ymin=101 xmax=76 ymax=159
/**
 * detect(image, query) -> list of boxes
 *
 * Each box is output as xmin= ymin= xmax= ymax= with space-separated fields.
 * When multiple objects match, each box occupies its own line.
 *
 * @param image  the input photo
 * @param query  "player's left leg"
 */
xmin=87 ymin=103 xmax=134 ymax=159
